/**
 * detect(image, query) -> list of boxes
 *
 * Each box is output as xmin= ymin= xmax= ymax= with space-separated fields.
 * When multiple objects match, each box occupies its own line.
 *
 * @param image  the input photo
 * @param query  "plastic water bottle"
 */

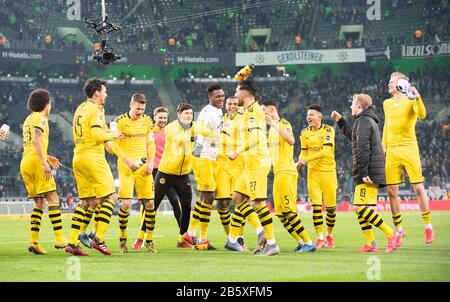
xmin=1 ymin=124 xmax=10 ymax=134
xmin=234 ymin=64 xmax=255 ymax=81
xmin=135 ymin=157 xmax=147 ymax=168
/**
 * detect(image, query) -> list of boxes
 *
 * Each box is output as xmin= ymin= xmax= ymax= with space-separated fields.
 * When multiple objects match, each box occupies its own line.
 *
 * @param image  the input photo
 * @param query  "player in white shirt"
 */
xmin=182 ymin=83 xmax=225 ymax=250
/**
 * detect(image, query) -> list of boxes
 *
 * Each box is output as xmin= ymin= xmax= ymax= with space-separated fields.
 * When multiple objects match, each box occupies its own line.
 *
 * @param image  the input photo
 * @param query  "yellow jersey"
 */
xmin=299 ymin=123 xmax=336 ymax=173
xmin=268 ymin=118 xmax=296 ymax=174
xmin=382 ymin=96 xmax=426 ymax=149
xmin=159 ymin=120 xmax=217 ymax=175
xmin=22 ymin=112 xmax=49 ymax=158
xmin=114 ymin=113 xmax=155 ymax=161
xmin=73 ymin=99 xmax=115 ymax=161
xmin=236 ymin=101 xmax=271 ymax=169
xmin=218 ymin=111 xmax=245 ymax=169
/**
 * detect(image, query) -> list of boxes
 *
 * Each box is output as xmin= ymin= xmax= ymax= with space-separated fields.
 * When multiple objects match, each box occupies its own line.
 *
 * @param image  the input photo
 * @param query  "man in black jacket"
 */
xmin=331 ymin=93 xmax=399 ymax=253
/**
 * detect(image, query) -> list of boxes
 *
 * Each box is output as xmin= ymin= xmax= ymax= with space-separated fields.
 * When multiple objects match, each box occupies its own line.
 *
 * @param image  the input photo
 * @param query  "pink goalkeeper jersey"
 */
xmin=153 ymin=126 xmax=165 ymax=168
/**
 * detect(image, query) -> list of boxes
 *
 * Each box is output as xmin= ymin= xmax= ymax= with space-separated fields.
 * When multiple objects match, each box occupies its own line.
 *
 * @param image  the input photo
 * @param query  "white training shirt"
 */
xmin=195 ymin=104 xmax=223 ymax=160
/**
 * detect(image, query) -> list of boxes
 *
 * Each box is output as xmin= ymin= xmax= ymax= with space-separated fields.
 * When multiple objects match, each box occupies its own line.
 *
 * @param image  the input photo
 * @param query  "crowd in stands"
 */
xmin=1 ymin=0 xmax=448 ymax=54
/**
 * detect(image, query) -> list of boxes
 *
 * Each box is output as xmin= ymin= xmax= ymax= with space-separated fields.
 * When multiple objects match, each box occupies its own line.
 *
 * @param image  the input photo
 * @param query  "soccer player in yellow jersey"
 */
xmin=225 ymin=80 xmax=280 ymax=256
xmin=66 ymin=79 xmax=124 ymax=256
xmin=110 ymin=93 xmax=156 ymax=254
xmin=133 ymin=106 xmax=182 ymax=249
xmin=263 ymin=101 xmax=316 ymax=253
xmin=297 ymin=104 xmax=337 ymax=249
xmin=215 ymin=96 xmax=249 ymax=250
xmin=20 ymin=89 xmax=68 ymax=254
xmin=383 ymin=72 xmax=434 ymax=244
xmin=154 ymin=103 xmax=218 ymax=248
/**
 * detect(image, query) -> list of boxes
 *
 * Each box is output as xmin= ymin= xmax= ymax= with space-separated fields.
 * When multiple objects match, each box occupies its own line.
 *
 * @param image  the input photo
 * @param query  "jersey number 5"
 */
xmin=75 ymin=115 xmax=83 ymax=137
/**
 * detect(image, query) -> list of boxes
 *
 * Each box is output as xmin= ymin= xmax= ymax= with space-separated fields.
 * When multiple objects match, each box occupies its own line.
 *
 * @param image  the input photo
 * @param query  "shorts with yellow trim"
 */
xmin=234 ymin=166 xmax=270 ymax=201
xmin=73 ymin=158 xmax=115 ymax=199
xmin=307 ymin=172 xmax=337 ymax=208
xmin=385 ymin=144 xmax=424 ymax=185
xmin=20 ymin=156 xmax=56 ymax=198
xmin=192 ymin=157 xmax=217 ymax=192
xmin=353 ymin=183 xmax=379 ymax=206
xmin=118 ymin=161 xmax=154 ymax=200
xmin=273 ymin=170 xmax=298 ymax=215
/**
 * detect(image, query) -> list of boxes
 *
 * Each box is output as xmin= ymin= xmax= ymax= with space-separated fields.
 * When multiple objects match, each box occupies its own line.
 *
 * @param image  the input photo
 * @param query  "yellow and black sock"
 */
xmin=137 ymin=201 xmax=146 ymax=240
xmin=392 ymin=213 xmax=402 ymax=230
xmin=278 ymin=214 xmax=301 ymax=242
xmin=326 ymin=207 xmax=336 ymax=235
xmin=286 ymin=211 xmax=311 ymax=243
xmin=312 ymin=205 xmax=323 ymax=237
xmin=80 ymin=207 xmax=94 ymax=233
xmin=358 ymin=216 xmax=375 ymax=245
xmin=48 ymin=203 xmax=64 ymax=240
xmin=144 ymin=207 xmax=156 ymax=241
xmin=69 ymin=204 xmax=86 ymax=245
xmin=255 ymin=204 xmax=275 ymax=242
xmin=218 ymin=206 xmax=231 ymax=235
xmin=188 ymin=198 xmax=202 ymax=235
xmin=421 ymin=211 xmax=432 ymax=225
xmin=238 ymin=201 xmax=262 ymax=232
xmin=229 ymin=206 xmax=245 ymax=240
xmin=96 ymin=200 xmax=115 ymax=242
xmin=30 ymin=207 xmax=43 ymax=244
xmin=118 ymin=207 xmax=129 ymax=240
xmin=199 ymin=202 xmax=212 ymax=241
xmin=357 ymin=206 xmax=394 ymax=238
xmin=92 ymin=204 xmax=101 ymax=234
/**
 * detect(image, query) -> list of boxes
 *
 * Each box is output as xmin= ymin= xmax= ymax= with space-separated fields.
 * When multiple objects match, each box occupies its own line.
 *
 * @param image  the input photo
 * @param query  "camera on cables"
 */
xmin=84 ymin=15 xmax=122 ymax=65
xmin=93 ymin=36 xmax=121 ymax=65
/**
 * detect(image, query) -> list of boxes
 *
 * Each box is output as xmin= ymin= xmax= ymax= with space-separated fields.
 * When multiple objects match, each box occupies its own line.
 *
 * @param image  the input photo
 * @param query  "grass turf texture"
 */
xmin=0 ymin=211 xmax=449 ymax=282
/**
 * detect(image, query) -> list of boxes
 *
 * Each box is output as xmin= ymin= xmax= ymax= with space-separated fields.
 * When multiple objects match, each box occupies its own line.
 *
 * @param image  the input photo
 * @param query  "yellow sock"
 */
xmin=69 ymin=204 xmax=86 ymax=245
xmin=95 ymin=200 xmax=115 ymax=242
xmin=137 ymin=202 xmax=146 ymax=240
xmin=229 ymin=205 xmax=245 ymax=239
xmin=30 ymin=207 xmax=43 ymax=244
xmin=118 ymin=207 xmax=129 ymax=240
xmin=357 ymin=207 xmax=394 ymax=238
xmin=312 ymin=205 xmax=323 ymax=237
xmin=421 ymin=211 xmax=431 ymax=225
xmin=80 ymin=207 xmax=94 ymax=233
xmin=358 ymin=216 xmax=375 ymax=245
xmin=326 ymin=207 xmax=336 ymax=235
xmin=218 ymin=206 xmax=231 ymax=235
xmin=199 ymin=202 xmax=212 ymax=241
xmin=255 ymin=204 xmax=275 ymax=242
xmin=286 ymin=212 xmax=311 ymax=243
xmin=144 ymin=207 xmax=156 ymax=241
xmin=278 ymin=214 xmax=301 ymax=242
xmin=48 ymin=203 xmax=64 ymax=240
xmin=392 ymin=213 xmax=402 ymax=230
xmin=188 ymin=198 xmax=202 ymax=235
xmin=238 ymin=201 xmax=262 ymax=232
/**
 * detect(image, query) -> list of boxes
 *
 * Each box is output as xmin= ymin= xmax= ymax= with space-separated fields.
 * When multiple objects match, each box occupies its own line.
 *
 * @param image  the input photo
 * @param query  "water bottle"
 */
xmin=234 ymin=64 xmax=254 ymax=81
xmin=109 ymin=121 xmax=117 ymax=131
xmin=135 ymin=157 xmax=147 ymax=168
xmin=1 ymin=124 xmax=10 ymax=134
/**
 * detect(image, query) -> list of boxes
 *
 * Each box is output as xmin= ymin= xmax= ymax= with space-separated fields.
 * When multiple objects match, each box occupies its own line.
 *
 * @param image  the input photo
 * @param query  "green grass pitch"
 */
xmin=0 ymin=211 xmax=449 ymax=282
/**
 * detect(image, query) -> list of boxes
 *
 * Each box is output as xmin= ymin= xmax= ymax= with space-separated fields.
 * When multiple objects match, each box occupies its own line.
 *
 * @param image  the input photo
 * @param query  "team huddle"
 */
xmin=19 ymin=72 xmax=434 ymax=256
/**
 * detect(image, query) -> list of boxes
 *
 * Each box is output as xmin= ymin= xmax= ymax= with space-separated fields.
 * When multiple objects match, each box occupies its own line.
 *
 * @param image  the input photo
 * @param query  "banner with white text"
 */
xmin=236 ymin=48 xmax=366 ymax=66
